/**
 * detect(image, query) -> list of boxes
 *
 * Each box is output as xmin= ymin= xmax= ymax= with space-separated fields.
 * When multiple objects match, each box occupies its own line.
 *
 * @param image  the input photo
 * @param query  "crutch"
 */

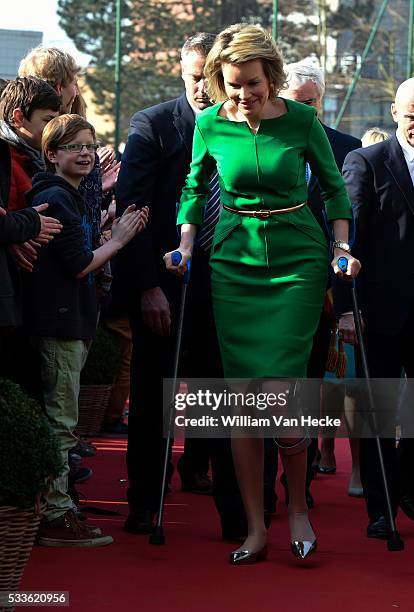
xmin=150 ymin=251 xmax=190 ymax=545
xmin=337 ymin=256 xmax=404 ymax=551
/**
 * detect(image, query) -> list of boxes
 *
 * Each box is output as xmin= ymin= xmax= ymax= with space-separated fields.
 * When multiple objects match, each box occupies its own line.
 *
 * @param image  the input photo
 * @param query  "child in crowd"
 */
xmin=0 ymin=77 xmax=62 ymax=396
xmin=361 ymin=126 xmax=390 ymax=147
xmin=0 ymin=77 xmax=60 ymax=212
xmin=25 ymin=113 xmax=148 ymax=547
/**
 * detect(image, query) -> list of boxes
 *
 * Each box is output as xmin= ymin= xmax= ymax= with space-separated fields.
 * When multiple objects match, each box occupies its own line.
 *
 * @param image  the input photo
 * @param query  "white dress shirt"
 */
xmin=396 ymin=130 xmax=414 ymax=186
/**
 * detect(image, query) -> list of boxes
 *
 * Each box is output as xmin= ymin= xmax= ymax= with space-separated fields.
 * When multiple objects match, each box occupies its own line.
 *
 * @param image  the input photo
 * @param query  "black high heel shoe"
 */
xmin=280 ymin=473 xmax=314 ymax=509
xmin=229 ymin=544 xmax=268 ymax=565
xmin=291 ymin=539 xmax=317 ymax=560
xmin=289 ymin=515 xmax=317 ymax=560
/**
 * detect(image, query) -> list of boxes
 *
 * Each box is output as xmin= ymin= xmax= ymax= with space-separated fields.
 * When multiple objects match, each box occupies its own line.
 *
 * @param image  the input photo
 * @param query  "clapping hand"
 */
xmin=111 ymin=205 xmax=149 ymax=248
xmin=97 ymin=146 xmax=116 ymax=174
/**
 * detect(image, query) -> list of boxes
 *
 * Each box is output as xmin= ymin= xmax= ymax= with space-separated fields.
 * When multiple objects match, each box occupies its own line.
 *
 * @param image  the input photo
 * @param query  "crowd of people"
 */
xmin=1 ymin=22 xmax=413 ymax=565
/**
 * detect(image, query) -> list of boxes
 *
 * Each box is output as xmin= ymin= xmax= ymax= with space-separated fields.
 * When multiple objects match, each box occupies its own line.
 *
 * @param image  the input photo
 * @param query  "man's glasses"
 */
xmin=57 ymin=143 xmax=99 ymax=153
xmin=299 ymin=98 xmax=318 ymax=106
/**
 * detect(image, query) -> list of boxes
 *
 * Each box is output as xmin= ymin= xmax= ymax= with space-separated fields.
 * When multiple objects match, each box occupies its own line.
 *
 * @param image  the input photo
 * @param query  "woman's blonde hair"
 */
xmin=361 ymin=126 xmax=390 ymax=147
xmin=19 ymin=47 xmax=80 ymax=89
xmin=42 ymin=113 xmax=95 ymax=172
xmin=205 ymin=24 xmax=285 ymax=103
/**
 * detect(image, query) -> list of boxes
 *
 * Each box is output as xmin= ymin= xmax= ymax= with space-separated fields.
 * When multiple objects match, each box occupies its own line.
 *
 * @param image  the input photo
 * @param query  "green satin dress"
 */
xmin=177 ymin=99 xmax=352 ymax=378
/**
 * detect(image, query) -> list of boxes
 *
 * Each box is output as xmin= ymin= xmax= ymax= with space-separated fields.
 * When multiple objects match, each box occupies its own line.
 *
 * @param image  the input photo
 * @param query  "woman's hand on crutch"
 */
xmin=164 ymin=223 xmax=196 ymax=277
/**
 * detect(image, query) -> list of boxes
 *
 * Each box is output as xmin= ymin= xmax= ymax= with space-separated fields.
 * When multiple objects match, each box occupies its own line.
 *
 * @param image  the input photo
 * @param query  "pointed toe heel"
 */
xmin=291 ymin=539 xmax=317 ymax=560
xmin=229 ymin=544 xmax=268 ymax=565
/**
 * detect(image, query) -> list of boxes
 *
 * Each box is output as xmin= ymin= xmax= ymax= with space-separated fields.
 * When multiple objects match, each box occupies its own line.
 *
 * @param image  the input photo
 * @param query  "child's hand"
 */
xmin=97 ymin=146 xmax=116 ymax=174
xmin=137 ymin=206 xmax=149 ymax=232
xmin=100 ymin=197 xmax=117 ymax=230
xmin=111 ymin=205 xmax=149 ymax=246
xmin=111 ymin=205 xmax=145 ymax=248
xmin=102 ymin=161 xmax=121 ymax=193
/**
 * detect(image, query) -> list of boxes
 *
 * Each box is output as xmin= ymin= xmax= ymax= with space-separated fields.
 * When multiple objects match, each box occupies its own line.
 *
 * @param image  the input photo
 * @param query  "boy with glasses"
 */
xmin=25 ymin=113 xmax=148 ymax=546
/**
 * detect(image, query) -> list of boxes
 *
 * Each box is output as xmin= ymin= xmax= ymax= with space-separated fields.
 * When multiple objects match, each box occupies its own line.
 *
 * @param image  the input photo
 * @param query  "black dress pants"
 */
xmin=356 ymin=320 xmax=414 ymax=521
xmin=306 ymin=308 xmax=333 ymax=484
xmin=126 ymin=250 xmax=245 ymax=517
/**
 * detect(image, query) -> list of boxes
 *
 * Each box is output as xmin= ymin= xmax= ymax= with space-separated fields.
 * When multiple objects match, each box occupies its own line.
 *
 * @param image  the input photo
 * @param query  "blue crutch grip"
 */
xmin=337 ymin=256 xmax=349 ymax=272
xmin=171 ymin=250 xmax=191 ymax=284
xmin=337 ymin=256 xmax=357 ymax=289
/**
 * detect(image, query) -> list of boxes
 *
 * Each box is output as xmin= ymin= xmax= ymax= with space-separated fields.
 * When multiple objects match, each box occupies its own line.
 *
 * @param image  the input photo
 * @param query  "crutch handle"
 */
xmin=172 ymin=250 xmax=191 ymax=284
xmin=337 ymin=256 xmax=349 ymax=273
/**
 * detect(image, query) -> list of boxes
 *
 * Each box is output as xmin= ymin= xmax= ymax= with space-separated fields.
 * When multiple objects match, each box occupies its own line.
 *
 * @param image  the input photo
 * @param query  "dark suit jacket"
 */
xmin=308 ymin=124 xmax=361 ymax=239
xmin=114 ymin=93 xmax=195 ymax=307
xmin=0 ymin=139 xmax=40 ymax=329
xmin=339 ymin=135 xmax=414 ymax=335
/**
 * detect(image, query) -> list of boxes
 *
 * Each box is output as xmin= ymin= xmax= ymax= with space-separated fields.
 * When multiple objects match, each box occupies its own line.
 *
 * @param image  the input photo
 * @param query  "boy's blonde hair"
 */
xmin=18 ymin=47 xmax=80 ymax=89
xmin=361 ymin=127 xmax=390 ymax=147
xmin=205 ymin=24 xmax=285 ymax=103
xmin=42 ymin=114 xmax=95 ymax=172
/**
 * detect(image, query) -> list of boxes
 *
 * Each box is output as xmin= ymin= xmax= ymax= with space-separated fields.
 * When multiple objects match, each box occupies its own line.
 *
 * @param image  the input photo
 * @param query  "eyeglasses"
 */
xmin=299 ymin=98 xmax=318 ymax=106
xmin=57 ymin=143 xmax=99 ymax=153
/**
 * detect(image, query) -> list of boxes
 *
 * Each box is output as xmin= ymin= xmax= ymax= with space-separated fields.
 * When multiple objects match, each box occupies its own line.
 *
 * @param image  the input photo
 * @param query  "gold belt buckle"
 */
xmin=253 ymin=209 xmax=271 ymax=219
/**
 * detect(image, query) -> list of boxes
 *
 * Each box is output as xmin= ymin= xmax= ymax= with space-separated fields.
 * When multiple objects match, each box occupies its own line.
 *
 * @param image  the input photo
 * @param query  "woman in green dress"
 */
xmin=164 ymin=24 xmax=360 ymax=565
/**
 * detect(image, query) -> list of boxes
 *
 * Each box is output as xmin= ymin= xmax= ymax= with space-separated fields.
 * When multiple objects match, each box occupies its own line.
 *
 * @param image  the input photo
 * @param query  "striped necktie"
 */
xmin=197 ymin=171 xmax=221 ymax=251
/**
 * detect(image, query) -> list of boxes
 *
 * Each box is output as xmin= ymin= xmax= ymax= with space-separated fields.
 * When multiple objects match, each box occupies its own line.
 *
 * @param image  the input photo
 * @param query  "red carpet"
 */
xmin=21 ymin=438 xmax=414 ymax=611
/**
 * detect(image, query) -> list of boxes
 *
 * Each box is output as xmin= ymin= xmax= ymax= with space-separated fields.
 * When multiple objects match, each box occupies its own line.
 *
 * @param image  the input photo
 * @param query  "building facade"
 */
xmin=0 ymin=29 xmax=42 ymax=81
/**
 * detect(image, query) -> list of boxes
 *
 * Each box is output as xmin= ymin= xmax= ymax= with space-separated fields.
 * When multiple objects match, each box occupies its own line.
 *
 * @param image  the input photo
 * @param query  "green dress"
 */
xmin=177 ymin=99 xmax=352 ymax=378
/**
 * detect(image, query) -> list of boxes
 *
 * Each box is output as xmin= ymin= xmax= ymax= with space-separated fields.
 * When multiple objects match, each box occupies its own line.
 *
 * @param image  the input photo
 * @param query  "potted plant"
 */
xmin=77 ymin=325 xmax=122 ymax=437
xmin=0 ymin=379 xmax=61 ymax=599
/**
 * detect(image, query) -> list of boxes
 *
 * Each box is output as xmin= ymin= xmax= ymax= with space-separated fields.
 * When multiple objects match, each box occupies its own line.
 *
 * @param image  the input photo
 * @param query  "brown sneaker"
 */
xmin=74 ymin=510 xmax=102 ymax=535
xmin=37 ymin=510 xmax=113 ymax=547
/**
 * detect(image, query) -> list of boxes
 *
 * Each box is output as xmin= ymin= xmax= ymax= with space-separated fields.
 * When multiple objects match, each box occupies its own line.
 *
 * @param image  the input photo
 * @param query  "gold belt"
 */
xmin=222 ymin=202 xmax=306 ymax=219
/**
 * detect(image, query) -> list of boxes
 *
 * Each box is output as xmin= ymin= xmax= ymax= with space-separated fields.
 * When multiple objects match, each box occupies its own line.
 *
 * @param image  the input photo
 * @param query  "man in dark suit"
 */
xmin=282 ymin=62 xmax=362 ymax=502
xmin=115 ymin=33 xmax=261 ymax=539
xmin=339 ymin=78 xmax=414 ymax=538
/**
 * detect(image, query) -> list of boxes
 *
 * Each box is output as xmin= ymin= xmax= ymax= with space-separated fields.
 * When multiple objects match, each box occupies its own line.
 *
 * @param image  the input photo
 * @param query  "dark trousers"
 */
xmin=126 ymin=250 xmax=247 ymax=520
xmin=305 ymin=308 xmax=333 ymax=483
xmin=127 ymin=310 xmax=179 ymax=511
xmin=357 ymin=320 xmax=414 ymax=520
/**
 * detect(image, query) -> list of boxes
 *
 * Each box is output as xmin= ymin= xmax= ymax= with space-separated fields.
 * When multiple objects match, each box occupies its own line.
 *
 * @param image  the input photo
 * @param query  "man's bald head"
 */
xmin=391 ymin=78 xmax=414 ymax=147
xmin=395 ymin=78 xmax=414 ymax=104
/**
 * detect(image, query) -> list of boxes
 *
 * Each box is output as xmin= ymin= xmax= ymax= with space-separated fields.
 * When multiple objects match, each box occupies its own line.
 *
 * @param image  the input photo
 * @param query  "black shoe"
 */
xmin=178 ymin=469 xmax=213 ymax=494
xmin=72 ymin=439 xmax=96 ymax=457
xmin=124 ymin=509 xmax=155 ymax=535
xmin=229 ymin=545 xmax=268 ymax=565
xmin=367 ymin=516 xmax=391 ymax=540
xmin=280 ymin=473 xmax=314 ymax=509
xmin=183 ymin=473 xmax=213 ymax=495
xmin=101 ymin=419 xmax=128 ymax=434
xmin=177 ymin=456 xmax=213 ymax=495
xmin=69 ymin=467 xmax=93 ymax=484
xmin=316 ymin=465 xmax=336 ymax=475
xmin=400 ymin=495 xmax=414 ymax=521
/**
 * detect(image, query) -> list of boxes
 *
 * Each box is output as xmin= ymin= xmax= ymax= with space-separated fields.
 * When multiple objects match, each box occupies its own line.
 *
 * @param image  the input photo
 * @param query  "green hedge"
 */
xmin=80 ymin=326 xmax=122 ymax=386
xmin=0 ymin=379 xmax=62 ymax=508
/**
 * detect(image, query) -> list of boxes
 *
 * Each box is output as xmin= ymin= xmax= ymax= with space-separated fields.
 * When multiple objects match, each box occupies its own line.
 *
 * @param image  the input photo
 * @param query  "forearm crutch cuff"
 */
xmin=274 ymin=436 xmax=310 ymax=456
